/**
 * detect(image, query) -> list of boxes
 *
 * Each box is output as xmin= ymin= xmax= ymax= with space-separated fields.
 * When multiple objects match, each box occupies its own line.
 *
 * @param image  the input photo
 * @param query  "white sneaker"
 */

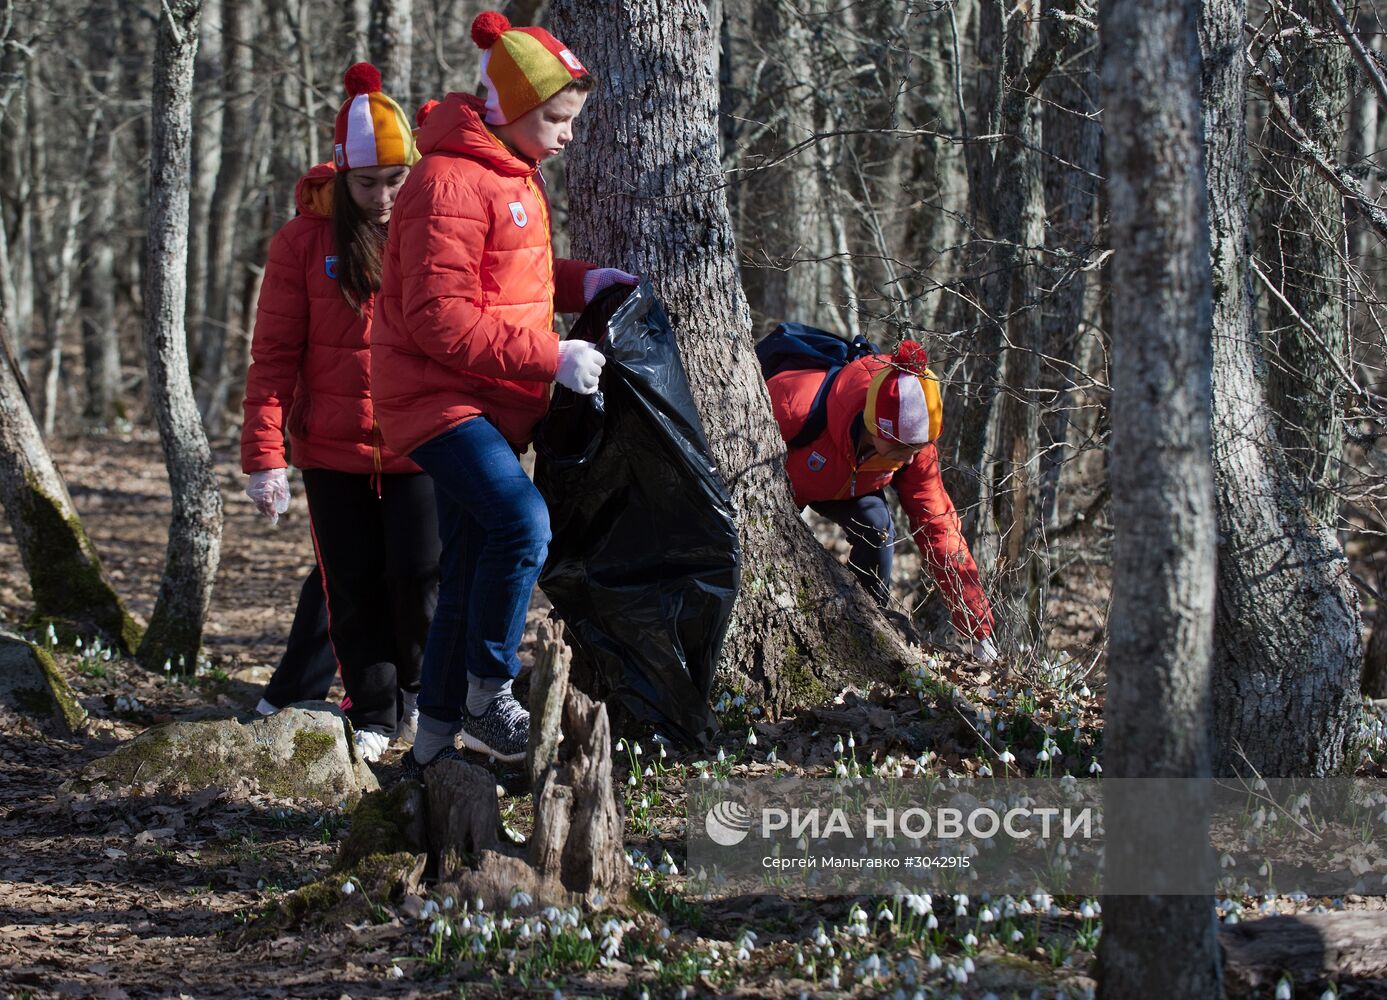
xmin=255 ymin=697 xmax=279 ymax=716
xmin=354 ymin=729 xmax=391 ymax=762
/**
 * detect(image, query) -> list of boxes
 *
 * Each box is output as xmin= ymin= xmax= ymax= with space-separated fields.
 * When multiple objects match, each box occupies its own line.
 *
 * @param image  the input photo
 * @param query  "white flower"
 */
xmin=927 ymin=952 xmax=942 ymax=971
xmin=925 ymin=914 xmax=939 ymax=929
xmin=999 ymin=750 xmax=1016 ymax=764
xmin=847 ymin=735 xmax=856 ymax=749
xmin=963 ymin=932 xmax=978 ymax=947
xmin=1011 ymin=929 xmax=1024 ymax=943
xmin=627 ymin=775 xmax=637 ymax=787
xmin=388 ymin=964 xmax=404 ymax=979
xmin=443 ymin=895 xmax=455 ymax=910
xmin=1275 ymin=982 xmax=1292 ymax=1000
xmin=834 ymin=737 xmax=845 ymax=755
xmin=717 ymin=748 xmax=726 ymax=762
xmin=341 ymin=880 xmax=355 ymax=895
xmin=767 ymin=749 xmax=778 ymax=763
xmin=747 ymin=729 xmax=758 ymax=746
xmin=1080 ymin=902 xmax=1096 ymax=920
xmin=979 ymin=906 xmax=995 ymax=923
xmin=510 ymin=889 xmax=533 ymax=909
xmin=1037 ymin=749 xmax=1050 ymax=762
xmin=877 ymin=904 xmax=894 ymax=922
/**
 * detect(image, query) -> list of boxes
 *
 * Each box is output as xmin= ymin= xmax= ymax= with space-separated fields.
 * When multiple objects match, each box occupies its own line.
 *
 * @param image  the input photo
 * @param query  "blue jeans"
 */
xmin=809 ymin=490 xmax=894 ymax=606
xmin=410 ymin=417 xmax=550 ymax=724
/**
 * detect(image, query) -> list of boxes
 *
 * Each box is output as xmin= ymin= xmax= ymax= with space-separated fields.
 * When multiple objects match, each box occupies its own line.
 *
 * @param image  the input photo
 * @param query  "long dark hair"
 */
xmin=331 ymin=172 xmax=387 ymax=314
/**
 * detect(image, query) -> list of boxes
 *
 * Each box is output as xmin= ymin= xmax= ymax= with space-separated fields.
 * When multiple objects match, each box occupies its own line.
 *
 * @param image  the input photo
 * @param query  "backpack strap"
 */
xmin=789 ymin=365 xmax=845 ymax=449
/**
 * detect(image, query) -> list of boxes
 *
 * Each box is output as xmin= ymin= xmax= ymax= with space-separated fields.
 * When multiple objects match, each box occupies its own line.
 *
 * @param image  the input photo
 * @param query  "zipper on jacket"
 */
xmin=524 ymin=175 xmax=557 ymax=330
xmin=371 ymin=418 xmax=383 ymax=499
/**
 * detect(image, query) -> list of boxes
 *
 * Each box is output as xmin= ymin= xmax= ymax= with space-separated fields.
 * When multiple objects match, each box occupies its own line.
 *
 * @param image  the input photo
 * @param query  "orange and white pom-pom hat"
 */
xmin=471 ymin=10 xmax=588 ymax=125
xmin=863 ymin=341 xmax=944 ymax=445
xmin=332 ymin=62 xmax=419 ymax=171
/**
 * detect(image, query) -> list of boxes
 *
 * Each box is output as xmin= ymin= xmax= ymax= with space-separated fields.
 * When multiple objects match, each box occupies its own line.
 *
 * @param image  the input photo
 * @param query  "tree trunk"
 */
xmin=1259 ymin=0 xmax=1351 ymax=528
xmin=1204 ymin=0 xmax=1361 ymax=777
xmin=186 ymin=0 xmax=223 ymax=358
xmin=1096 ymin=0 xmax=1223 ymax=995
xmin=1039 ymin=42 xmax=1100 ymax=530
xmin=724 ymin=0 xmax=832 ymax=333
xmin=138 ymin=0 xmax=223 ymax=674
xmin=369 ymin=0 xmax=413 ymax=104
xmin=0 ymin=317 xmax=140 ymax=651
xmin=194 ymin=0 xmax=255 ymax=434
xmin=550 ymin=0 xmax=915 ymax=711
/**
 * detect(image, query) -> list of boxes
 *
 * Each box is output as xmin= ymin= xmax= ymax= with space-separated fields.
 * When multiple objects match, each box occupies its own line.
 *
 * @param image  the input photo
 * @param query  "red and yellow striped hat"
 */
xmin=864 ymin=342 xmax=944 ymax=445
xmin=332 ymin=63 xmax=418 ymax=171
xmin=471 ymin=10 xmax=588 ymax=125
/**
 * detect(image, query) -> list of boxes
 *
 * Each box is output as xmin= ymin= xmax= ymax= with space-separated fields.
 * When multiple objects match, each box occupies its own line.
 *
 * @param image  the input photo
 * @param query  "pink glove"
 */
xmin=246 ymin=468 xmax=290 ymax=525
xmin=583 ymin=267 xmax=639 ymax=304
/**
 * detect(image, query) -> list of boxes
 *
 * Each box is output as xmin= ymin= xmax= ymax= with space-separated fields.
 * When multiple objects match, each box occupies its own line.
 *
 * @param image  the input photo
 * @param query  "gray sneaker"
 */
xmin=460 ymin=691 xmax=530 ymax=763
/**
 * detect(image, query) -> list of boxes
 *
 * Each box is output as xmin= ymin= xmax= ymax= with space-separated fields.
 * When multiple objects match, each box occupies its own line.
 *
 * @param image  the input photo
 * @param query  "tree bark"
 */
xmin=1204 ymin=0 xmax=1361 ymax=777
xmin=369 ymin=0 xmax=413 ymax=105
xmin=186 ymin=0 xmax=223 ymax=358
xmin=1096 ymin=0 xmax=1223 ymax=995
xmin=138 ymin=0 xmax=223 ymax=674
xmin=1259 ymin=0 xmax=1351 ymax=527
xmin=194 ymin=0 xmax=255 ymax=434
xmin=0 ymin=316 xmax=139 ymax=651
xmin=549 ymin=0 xmax=916 ymax=711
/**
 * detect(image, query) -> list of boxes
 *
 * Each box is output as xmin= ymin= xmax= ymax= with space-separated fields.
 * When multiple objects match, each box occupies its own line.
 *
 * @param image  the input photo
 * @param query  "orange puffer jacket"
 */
xmin=372 ymin=92 xmax=592 ymax=455
xmin=240 ymin=163 xmax=417 ymax=475
xmin=768 ymin=355 xmax=994 ymax=639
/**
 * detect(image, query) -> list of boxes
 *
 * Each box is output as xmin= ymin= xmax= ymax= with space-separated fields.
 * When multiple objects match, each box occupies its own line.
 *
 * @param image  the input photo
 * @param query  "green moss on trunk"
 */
xmin=16 ymin=475 xmax=142 ymax=653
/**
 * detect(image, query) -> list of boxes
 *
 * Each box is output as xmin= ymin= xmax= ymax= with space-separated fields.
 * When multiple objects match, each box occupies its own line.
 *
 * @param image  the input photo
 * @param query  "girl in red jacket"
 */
xmin=768 ymin=343 xmax=999 ymax=661
xmin=241 ymin=65 xmax=441 ymax=761
xmin=374 ymin=12 xmax=635 ymax=768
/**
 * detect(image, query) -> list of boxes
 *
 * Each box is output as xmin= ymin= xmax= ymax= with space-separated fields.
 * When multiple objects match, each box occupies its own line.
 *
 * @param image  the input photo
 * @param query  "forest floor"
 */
xmin=0 ymin=430 xmax=1384 ymax=999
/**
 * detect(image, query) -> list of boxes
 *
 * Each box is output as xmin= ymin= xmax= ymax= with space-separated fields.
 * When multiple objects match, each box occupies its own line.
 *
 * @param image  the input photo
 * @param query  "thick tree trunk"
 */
xmin=550 ymin=0 xmax=916 ymax=711
xmin=369 ymin=0 xmax=412 ymax=104
xmin=1097 ymin=0 xmax=1223 ymax=995
xmin=1204 ymin=0 xmax=1361 ymax=776
xmin=0 ymin=317 xmax=139 ymax=651
xmin=138 ymin=0 xmax=223 ymax=674
xmin=194 ymin=0 xmax=255 ymax=434
xmin=1260 ymin=0 xmax=1351 ymax=528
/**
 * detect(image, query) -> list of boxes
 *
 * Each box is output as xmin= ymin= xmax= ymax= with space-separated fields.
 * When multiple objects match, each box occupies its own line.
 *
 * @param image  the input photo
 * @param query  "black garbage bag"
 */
xmin=533 ymin=280 xmax=740 ymax=748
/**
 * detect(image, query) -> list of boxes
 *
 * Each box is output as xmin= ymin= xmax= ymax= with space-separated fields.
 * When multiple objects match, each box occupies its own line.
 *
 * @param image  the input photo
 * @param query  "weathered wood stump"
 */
xmin=1221 ymin=912 xmax=1387 ymax=991
xmin=0 ymin=632 xmax=86 ymax=736
xmin=418 ymin=620 xmax=629 ymax=910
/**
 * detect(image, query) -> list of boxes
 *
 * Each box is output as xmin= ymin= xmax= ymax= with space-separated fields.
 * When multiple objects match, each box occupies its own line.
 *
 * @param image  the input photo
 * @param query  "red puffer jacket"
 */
xmin=240 ymin=163 xmax=417 ymax=475
xmin=768 ymin=355 xmax=995 ymax=639
xmin=372 ymin=92 xmax=592 ymax=455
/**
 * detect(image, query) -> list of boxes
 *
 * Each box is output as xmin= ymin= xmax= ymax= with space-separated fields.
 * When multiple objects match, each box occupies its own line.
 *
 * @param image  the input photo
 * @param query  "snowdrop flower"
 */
xmin=999 ymin=750 xmax=1016 ymax=764
xmin=835 ymin=762 xmax=849 ymax=778
xmin=927 ymin=952 xmax=942 ymax=971
xmin=877 ymin=904 xmax=894 ymax=922
xmin=963 ymin=932 xmax=978 ymax=947
xmin=578 ymin=925 xmax=593 ymax=941
xmin=643 ymin=767 xmax=654 ymax=778
xmin=979 ymin=906 xmax=995 ymax=923
xmin=767 ymin=749 xmax=778 ymax=763
xmin=829 ymin=964 xmax=841 ymax=990
xmin=847 ymin=735 xmax=856 ymax=749
xmin=510 ymin=889 xmax=532 ymax=909
xmin=747 ymin=729 xmax=758 ymax=746
xmin=633 ymin=742 xmax=643 ymax=755
xmin=1037 ymin=749 xmax=1050 ymax=763
xmin=443 ymin=895 xmax=456 ymax=910
xmin=341 ymin=880 xmax=355 ymax=895
xmin=963 ymin=956 xmax=976 ymax=973
xmin=627 ymin=774 xmax=637 ymax=787
xmin=388 ymin=964 xmax=404 ymax=979
xmin=1011 ymin=929 xmax=1025 ymax=943
xmin=1089 ymin=758 xmax=1102 ymax=775
xmin=834 ymin=737 xmax=845 ymax=755
xmin=979 ymin=764 xmax=993 ymax=777
xmin=1275 ymin=982 xmax=1292 ymax=1000
xmin=1080 ymin=902 xmax=1096 ymax=920
xmin=659 ymin=744 xmax=668 ymax=759
xmin=717 ymin=748 xmax=726 ymax=763
xmin=926 ymin=915 xmax=939 ymax=930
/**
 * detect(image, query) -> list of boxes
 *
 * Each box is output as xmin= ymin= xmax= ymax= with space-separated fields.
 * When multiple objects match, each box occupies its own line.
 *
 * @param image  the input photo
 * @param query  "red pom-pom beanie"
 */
xmin=471 ymin=10 xmax=588 ymax=125
xmin=332 ymin=62 xmax=419 ymax=170
xmin=864 ymin=342 xmax=944 ymax=445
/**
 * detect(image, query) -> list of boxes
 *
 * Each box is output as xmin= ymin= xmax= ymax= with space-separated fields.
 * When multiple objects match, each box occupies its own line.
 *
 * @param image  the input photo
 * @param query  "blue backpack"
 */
xmin=754 ymin=322 xmax=880 ymax=449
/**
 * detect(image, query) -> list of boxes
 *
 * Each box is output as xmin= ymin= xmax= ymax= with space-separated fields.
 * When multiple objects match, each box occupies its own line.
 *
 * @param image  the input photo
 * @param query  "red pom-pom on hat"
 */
xmin=344 ymin=62 xmax=383 ymax=97
xmin=891 ymin=340 xmax=930 ymax=373
xmin=472 ymin=11 xmax=511 ymax=48
xmin=415 ymin=99 xmax=441 ymax=127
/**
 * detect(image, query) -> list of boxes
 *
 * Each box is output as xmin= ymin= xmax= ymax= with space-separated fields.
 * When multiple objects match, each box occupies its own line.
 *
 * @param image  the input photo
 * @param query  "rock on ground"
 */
xmin=64 ymin=704 xmax=378 ymax=805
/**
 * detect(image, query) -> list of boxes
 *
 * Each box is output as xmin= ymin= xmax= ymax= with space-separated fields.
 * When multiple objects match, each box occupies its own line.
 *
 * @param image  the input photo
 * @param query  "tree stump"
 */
xmin=417 ymin=622 xmax=629 ymax=910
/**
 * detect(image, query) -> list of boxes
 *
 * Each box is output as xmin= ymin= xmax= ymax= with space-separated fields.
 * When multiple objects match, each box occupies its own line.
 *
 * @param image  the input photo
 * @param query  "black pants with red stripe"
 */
xmin=301 ymin=469 xmax=440 ymax=735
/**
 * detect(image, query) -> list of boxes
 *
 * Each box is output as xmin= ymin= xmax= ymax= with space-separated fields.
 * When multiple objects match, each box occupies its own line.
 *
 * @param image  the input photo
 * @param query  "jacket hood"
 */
xmin=414 ymin=92 xmax=536 ymax=177
xmin=295 ymin=162 xmax=337 ymax=219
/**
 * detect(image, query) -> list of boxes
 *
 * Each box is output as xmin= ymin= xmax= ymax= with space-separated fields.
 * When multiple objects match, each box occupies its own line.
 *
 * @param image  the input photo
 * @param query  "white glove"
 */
xmin=973 ymin=636 xmax=999 ymax=663
xmin=555 ymin=340 xmax=606 ymax=395
xmin=582 ymin=267 xmax=639 ymax=304
xmin=247 ymin=468 xmax=290 ymax=525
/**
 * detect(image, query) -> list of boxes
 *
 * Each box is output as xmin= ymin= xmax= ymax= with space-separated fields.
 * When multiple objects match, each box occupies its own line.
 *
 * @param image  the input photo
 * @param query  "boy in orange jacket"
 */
xmin=374 ymin=12 xmax=635 ymax=767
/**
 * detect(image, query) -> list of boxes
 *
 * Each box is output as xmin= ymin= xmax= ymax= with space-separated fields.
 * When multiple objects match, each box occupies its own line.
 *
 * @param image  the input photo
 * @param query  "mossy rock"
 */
xmin=0 ymin=632 xmax=87 ymax=735
xmin=334 ymin=779 xmax=428 ymax=872
xmin=64 ymin=706 xmax=378 ymax=806
xmin=242 ymin=850 xmax=425 ymax=942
